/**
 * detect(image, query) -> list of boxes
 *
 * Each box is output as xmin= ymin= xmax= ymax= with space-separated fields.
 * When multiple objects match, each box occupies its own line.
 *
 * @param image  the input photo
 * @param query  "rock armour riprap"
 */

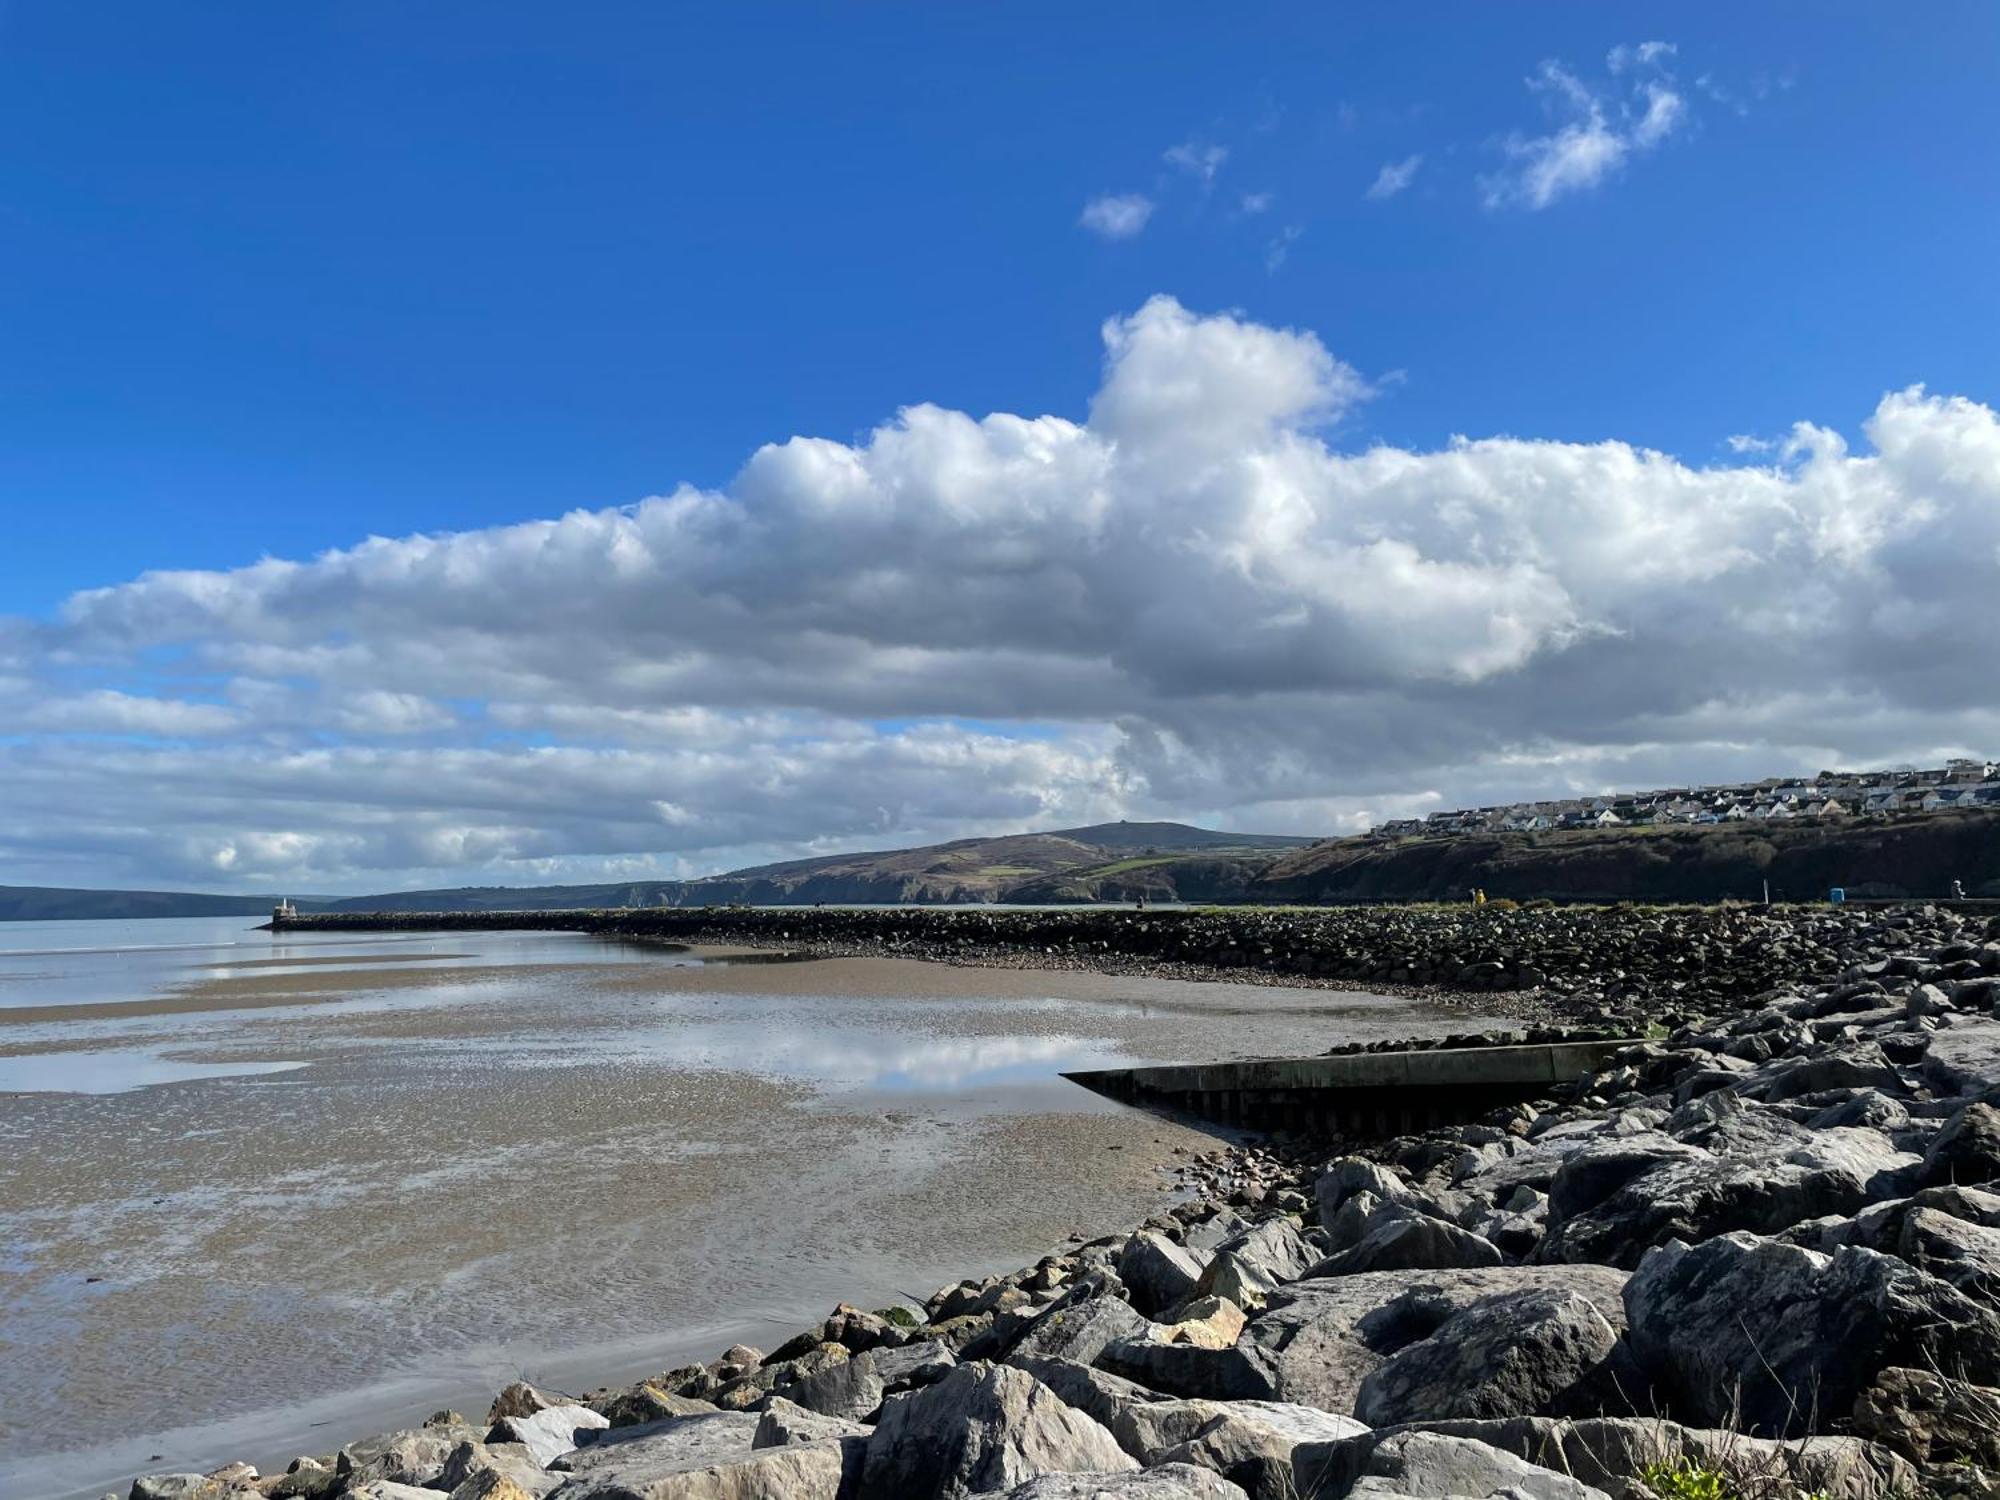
xmin=275 ymin=899 xmax=1911 ymax=1022
xmin=861 ymin=1363 xmax=1136 ymax=1497
xmin=120 ymin=904 xmax=2000 ymax=1500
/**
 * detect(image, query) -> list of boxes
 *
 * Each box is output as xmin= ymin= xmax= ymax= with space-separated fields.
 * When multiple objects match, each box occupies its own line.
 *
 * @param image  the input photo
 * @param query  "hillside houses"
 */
xmin=1372 ymin=761 xmax=2000 ymax=841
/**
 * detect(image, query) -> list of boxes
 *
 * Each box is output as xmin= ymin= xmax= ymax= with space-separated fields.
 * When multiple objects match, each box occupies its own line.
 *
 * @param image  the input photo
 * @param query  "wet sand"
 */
xmin=0 ymin=925 xmax=1485 ymax=1499
xmin=0 ymin=949 xmax=1472 ymax=1036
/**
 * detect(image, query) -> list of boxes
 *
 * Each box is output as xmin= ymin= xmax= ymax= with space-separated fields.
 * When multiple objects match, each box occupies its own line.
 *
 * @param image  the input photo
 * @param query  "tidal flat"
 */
xmin=0 ymin=917 xmax=1481 ymax=1499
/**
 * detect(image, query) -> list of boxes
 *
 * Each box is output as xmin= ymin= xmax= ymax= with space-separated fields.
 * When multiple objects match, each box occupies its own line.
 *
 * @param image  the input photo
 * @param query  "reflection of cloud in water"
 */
xmin=758 ymin=1029 xmax=1112 ymax=1089
xmin=479 ymin=1022 xmax=1119 ymax=1091
xmin=0 ymin=1052 xmax=309 ymax=1095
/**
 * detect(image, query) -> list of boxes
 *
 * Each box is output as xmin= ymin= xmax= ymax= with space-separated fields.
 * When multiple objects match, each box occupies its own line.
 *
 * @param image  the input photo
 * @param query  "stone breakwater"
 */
xmin=123 ymin=904 xmax=2000 ymax=1500
xmin=276 ymin=903 xmax=1872 ymax=1029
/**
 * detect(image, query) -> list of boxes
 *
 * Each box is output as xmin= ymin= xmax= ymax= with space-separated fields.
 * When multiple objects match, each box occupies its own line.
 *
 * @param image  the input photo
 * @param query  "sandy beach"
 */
xmin=0 ymin=918 xmax=1481 ymax=1499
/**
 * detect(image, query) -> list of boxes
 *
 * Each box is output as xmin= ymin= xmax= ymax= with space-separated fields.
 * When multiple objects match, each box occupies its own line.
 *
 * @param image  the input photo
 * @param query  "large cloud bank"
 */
xmin=5 ymin=296 xmax=1998 ymax=889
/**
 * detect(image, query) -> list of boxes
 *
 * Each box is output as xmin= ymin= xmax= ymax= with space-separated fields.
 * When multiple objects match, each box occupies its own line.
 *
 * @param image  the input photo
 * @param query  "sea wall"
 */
xmin=275 ymin=901 xmax=1873 ymax=1017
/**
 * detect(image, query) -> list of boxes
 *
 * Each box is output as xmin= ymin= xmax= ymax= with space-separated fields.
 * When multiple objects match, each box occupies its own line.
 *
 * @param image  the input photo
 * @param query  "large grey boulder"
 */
xmin=1923 ymin=1022 xmax=2000 ymax=1096
xmin=1095 ymin=1339 xmax=1273 ymax=1404
xmin=873 ymin=1338 xmax=957 ymax=1393
xmin=1183 ymin=1211 xmax=1256 ymax=1254
xmin=1463 ymin=1199 xmax=1548 ymax=1262
xmin=1315 ymin=1157 xmax=1414 ymax=1227
xmin=1806 ymin=1184 xmax=2000 ymax=1255
xmin=1541 ymin=1125 xmax=1916 ymax=1269
xmin=751 ymin=1396 xmax=872 ymax=1447
xmin=551 ymin=1436 xmax=856 ymax=1499
xmin=1143 ymin=1402 xmax=1366 ymax=1500
xmin=713 ymin=1344 xmax=851 ymax=1409
xmin=1747 ymin=1040 xmax=1905 ymax=1101
xmin=1454 ymin=1137 xmax=1599 ymax=1206
xmin=1234 ymin=1265 xmax=1630 ymax=1416
xmin=128 ymin=1480 xmax=213 ymax=1500
xmin=1295 ymin=1428 xmax=1610 ymax=1500
xmin=489 ymin=1381 xmax=571 ymax=1423
xmin=1543 ymin=1134 xmax=1710 ymax=1225
xmin=1109 ymin=1400 xmax=1359 ymax=1465
xmin=1006 ymin=1291 xmax=1152 ymax=1367
xmin=1299 ymin=1417 xmax=1911 ymax=1500
xmin=1352 ymin=1286 xmax=1621 ymax=1427
xmin=1011 ymin=1357 xmax=1166 ymax=1434
xmin=1624 ymin=1231 xmax=2000 ymax=1436
xmin=1918 ymin=1102 xmax=2000 ymax=1187
xmin=1000 ymin=1467 xmax=1247 ymax=1499
xmin=591 ymin=1384 xmax=724 ymax=1429
xmin=1809 ymin=1089 xmax=1913 ymax=1133
xmin=1889 ymin=1205 xmax=2000 ymax=1305
xmin=1110 ymin=1400 xmax=1241 ymax=1463
xmin=971 ymin=1306 xmax=1070 ymax=1365
xmin=260 ymin=1462 xmax=342 ymax=1500
xmin=1119 ymin=1234 xmax=1210 ymax=1319
xmin=1304 ymin=1203 xmax=1504 ymax=1277
xmin=861 ymin=1361 xmax=1136 ymax=1498
xmin=1321 ymin=1191 xmax=1382 ymax=1255
xmin=1193 ymin=1221 xmax=1316 ymax=1311
xmin=553 ymin=1412 xmax=759 ymax=1477
xmin=783 ymin=1351 xmax=885 ymax=1422
xmin=437 ymin=1440 xmax=564 ymax=1497
xmin=490 ymin=1403 xmax=610 ymax=1468
xmin=338 ymin=1420 xmax=484 ymax=1486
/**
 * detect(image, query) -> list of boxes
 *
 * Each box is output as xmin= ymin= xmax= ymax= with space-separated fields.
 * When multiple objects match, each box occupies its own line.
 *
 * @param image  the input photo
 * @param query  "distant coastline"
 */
xmin=10 ymin=806 xmax=1999 ymax=922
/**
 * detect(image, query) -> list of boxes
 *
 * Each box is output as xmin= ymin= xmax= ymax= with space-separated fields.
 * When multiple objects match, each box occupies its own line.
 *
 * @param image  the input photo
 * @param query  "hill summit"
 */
xmin=317 ymin=820 xmax=1315 ymax=913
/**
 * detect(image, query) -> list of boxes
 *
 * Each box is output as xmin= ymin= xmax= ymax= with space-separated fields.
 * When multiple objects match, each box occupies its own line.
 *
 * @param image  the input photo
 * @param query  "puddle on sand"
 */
xmin=0 ymin=1053 xmax=310 ymax=1095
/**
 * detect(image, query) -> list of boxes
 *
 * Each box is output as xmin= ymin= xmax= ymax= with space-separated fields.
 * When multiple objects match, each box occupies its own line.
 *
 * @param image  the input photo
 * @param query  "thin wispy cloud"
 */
xmin=1239 ymin=191 xmax=1274 ymax=216
xmin=1607 ymin=40 xmax=1675 ymax=75
xmin=1163 ymin=140 xmax=1228 ymax=187
xmin=1697 ymin=65 xmax=1790 ymax=118
xmin=1079 ymin=193 xmax=1154 ymax=239
xmin=1480 ymin=41 xmax=1688 ymax=210
xmin=1265 ymin=224 xmax=1302 ymax=274
xmin=1366 ymin=154 xmax=1423 ymax=200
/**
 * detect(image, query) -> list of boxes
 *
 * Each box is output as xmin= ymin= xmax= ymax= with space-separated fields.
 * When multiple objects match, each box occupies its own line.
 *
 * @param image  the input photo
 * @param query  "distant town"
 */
xmin=1370 ymin=758 xmax=2000 ymax=839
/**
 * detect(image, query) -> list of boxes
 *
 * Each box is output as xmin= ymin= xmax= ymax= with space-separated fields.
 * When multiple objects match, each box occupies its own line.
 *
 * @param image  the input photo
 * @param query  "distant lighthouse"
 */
xmin=271 ymin=897 xmax=298 ymax=924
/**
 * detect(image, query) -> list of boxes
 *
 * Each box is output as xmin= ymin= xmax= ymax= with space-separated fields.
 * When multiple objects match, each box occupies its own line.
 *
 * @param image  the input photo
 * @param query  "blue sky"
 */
xmin=6 ymin=4 xmax=1995 ymax=609
xmin=2 ymin=5 xmax=1998 ymax=891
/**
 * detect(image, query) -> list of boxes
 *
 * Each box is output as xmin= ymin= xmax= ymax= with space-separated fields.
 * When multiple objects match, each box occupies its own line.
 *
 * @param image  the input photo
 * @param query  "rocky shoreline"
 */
xmin=275 ymin=902 xmax=1878 ymax=1031
xmin=121 ymin=902 xmax=2000 ymax=1500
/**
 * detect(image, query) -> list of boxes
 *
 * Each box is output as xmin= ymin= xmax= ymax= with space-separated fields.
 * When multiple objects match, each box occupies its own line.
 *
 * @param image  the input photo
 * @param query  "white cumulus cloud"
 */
xmin=5 ymin=298 xmax=1999 ymax=891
